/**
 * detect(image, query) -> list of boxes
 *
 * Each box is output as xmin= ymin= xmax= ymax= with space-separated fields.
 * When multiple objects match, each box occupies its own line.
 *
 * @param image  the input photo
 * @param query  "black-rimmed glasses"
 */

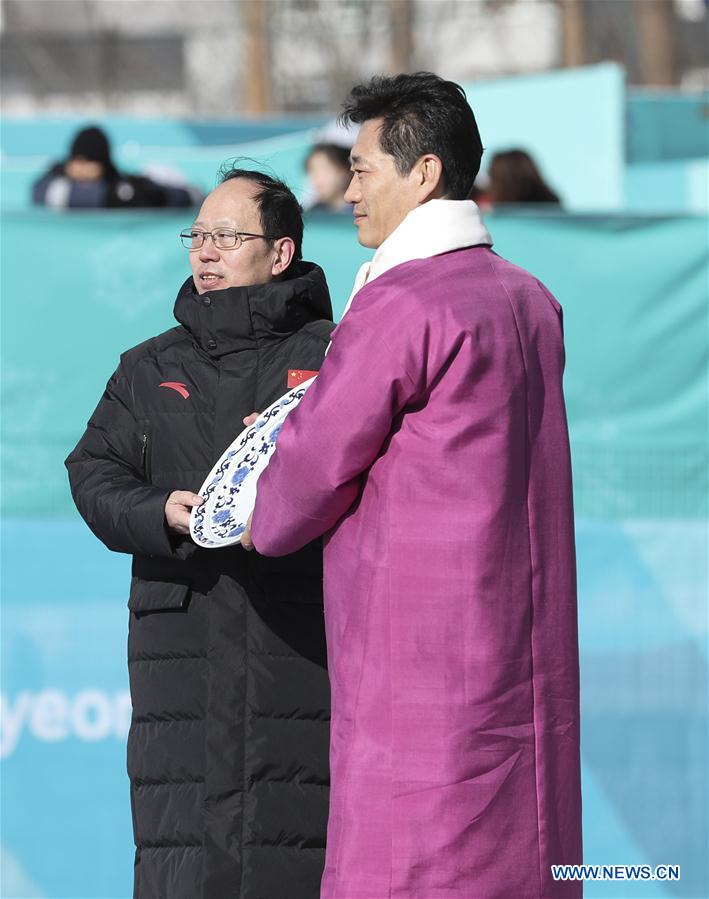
xmin=179 ymin=228 xmax=276 ymax=250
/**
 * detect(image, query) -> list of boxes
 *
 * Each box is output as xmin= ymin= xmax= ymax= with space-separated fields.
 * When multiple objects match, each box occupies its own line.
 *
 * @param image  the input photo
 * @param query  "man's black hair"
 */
xmin=340 ymin=72 xmax=484 ymax=200
xmin=218 ymin=162 xmax=303 ymax=262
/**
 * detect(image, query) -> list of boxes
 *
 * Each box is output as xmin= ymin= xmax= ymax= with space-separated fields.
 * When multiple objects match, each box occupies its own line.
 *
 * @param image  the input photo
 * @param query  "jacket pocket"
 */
xmin=127 ymin=576 xmax=191 ymax=613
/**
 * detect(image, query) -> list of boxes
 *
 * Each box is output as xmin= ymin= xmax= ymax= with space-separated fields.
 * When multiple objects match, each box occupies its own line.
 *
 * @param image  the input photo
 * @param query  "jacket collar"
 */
xmin=173 ymin=260 xmax=333 ymax=357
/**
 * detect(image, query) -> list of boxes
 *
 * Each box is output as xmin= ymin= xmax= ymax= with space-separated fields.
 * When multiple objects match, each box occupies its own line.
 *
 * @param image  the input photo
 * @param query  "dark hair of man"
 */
xmin=218 ymin=162 xmax=304 ymax=262
xmin=339 ymin=72 xmax=484 ymax=201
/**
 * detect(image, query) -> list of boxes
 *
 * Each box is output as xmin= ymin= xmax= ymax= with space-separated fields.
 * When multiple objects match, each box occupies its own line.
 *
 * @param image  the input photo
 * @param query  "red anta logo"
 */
xmin=159 ymin=381 xmax=190 ymax=399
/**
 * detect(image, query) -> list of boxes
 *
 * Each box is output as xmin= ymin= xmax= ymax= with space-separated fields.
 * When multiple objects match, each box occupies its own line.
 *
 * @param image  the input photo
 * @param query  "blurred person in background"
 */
xmin=243 ymin=72 xmax=582 ymax=898
xmin=32 ymin=125 xmax=202 ymax=209
xmin=487 ymin=147 xmax=562 ymax=206
xmin=65 ymin=166 xmax=333 ymax=898
xmin=304 ymin=142 xmax=352 ymax=212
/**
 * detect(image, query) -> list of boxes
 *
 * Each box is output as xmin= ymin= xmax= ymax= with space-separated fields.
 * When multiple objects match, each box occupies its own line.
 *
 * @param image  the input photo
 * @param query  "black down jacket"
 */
xmin=65 ymin=262 xmax=335 ymax=899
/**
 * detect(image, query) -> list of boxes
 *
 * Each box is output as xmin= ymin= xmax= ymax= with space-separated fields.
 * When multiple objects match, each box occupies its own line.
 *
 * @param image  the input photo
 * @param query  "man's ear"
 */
xmin=415 ymin=154 xmax=446 ymax=202
xmin=271 ymin=237 xmax=296 ymax=276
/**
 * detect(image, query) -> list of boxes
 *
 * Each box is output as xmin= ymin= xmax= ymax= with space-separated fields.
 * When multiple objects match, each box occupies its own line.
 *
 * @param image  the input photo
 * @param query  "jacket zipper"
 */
xmin=141 ymin=434 xmax=149 ymax=480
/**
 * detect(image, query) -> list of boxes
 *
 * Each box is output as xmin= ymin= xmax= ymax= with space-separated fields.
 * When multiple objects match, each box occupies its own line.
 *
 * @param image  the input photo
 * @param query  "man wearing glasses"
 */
xmin=65 ymin=165 xmax=334 ymax=899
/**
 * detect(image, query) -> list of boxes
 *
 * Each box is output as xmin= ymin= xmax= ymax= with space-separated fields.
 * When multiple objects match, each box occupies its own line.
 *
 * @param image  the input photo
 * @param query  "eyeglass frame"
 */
xmin=179 ymin=228 xmax=278 ymax=250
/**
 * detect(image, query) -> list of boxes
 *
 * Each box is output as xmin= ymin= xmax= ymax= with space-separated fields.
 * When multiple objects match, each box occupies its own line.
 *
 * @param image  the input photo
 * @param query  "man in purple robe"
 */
xmin=242 ymin=73 xmax=582 ymax=899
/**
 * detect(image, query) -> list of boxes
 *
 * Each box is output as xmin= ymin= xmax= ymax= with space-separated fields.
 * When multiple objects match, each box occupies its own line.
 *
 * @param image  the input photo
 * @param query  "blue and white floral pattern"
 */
xmin=189 ymin=377 xmax=316 ymax=548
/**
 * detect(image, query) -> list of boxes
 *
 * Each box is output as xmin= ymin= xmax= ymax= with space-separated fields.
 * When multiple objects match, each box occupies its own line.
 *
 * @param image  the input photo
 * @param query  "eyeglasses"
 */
xmin=179 ymin=228 xmax=276 ymax=250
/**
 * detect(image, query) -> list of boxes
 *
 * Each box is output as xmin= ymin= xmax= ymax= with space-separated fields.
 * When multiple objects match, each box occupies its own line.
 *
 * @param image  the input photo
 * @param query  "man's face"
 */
xmin=343 ymin=118 xmax=424 ymax=249
xmin=189 ymin=179 xmax=279 ymax=294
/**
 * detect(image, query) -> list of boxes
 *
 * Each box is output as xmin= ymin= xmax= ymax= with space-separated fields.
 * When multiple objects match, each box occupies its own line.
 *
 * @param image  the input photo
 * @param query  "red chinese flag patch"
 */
xmin=287 ymin=369 xmax=319 ymax=388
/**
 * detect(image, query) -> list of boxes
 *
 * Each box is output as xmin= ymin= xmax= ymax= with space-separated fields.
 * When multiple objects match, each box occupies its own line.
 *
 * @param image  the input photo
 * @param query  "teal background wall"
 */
xmin=2 ymin=209 xmax=707 ymax=520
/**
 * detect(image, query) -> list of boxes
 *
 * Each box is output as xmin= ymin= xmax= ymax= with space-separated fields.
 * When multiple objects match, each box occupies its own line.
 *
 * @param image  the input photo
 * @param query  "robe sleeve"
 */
xmin=250 ymin=308 xmax=420 ymax=556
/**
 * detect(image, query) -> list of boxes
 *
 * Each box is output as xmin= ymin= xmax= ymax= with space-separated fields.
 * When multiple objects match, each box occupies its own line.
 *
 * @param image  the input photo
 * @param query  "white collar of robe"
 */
xmin=343 ymin=199 xmax=494 ymax=321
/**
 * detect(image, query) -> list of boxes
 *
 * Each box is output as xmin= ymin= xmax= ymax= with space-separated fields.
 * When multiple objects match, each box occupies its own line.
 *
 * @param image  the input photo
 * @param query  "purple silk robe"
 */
xmin=250 ymin=245 xmax=582 ymax=899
